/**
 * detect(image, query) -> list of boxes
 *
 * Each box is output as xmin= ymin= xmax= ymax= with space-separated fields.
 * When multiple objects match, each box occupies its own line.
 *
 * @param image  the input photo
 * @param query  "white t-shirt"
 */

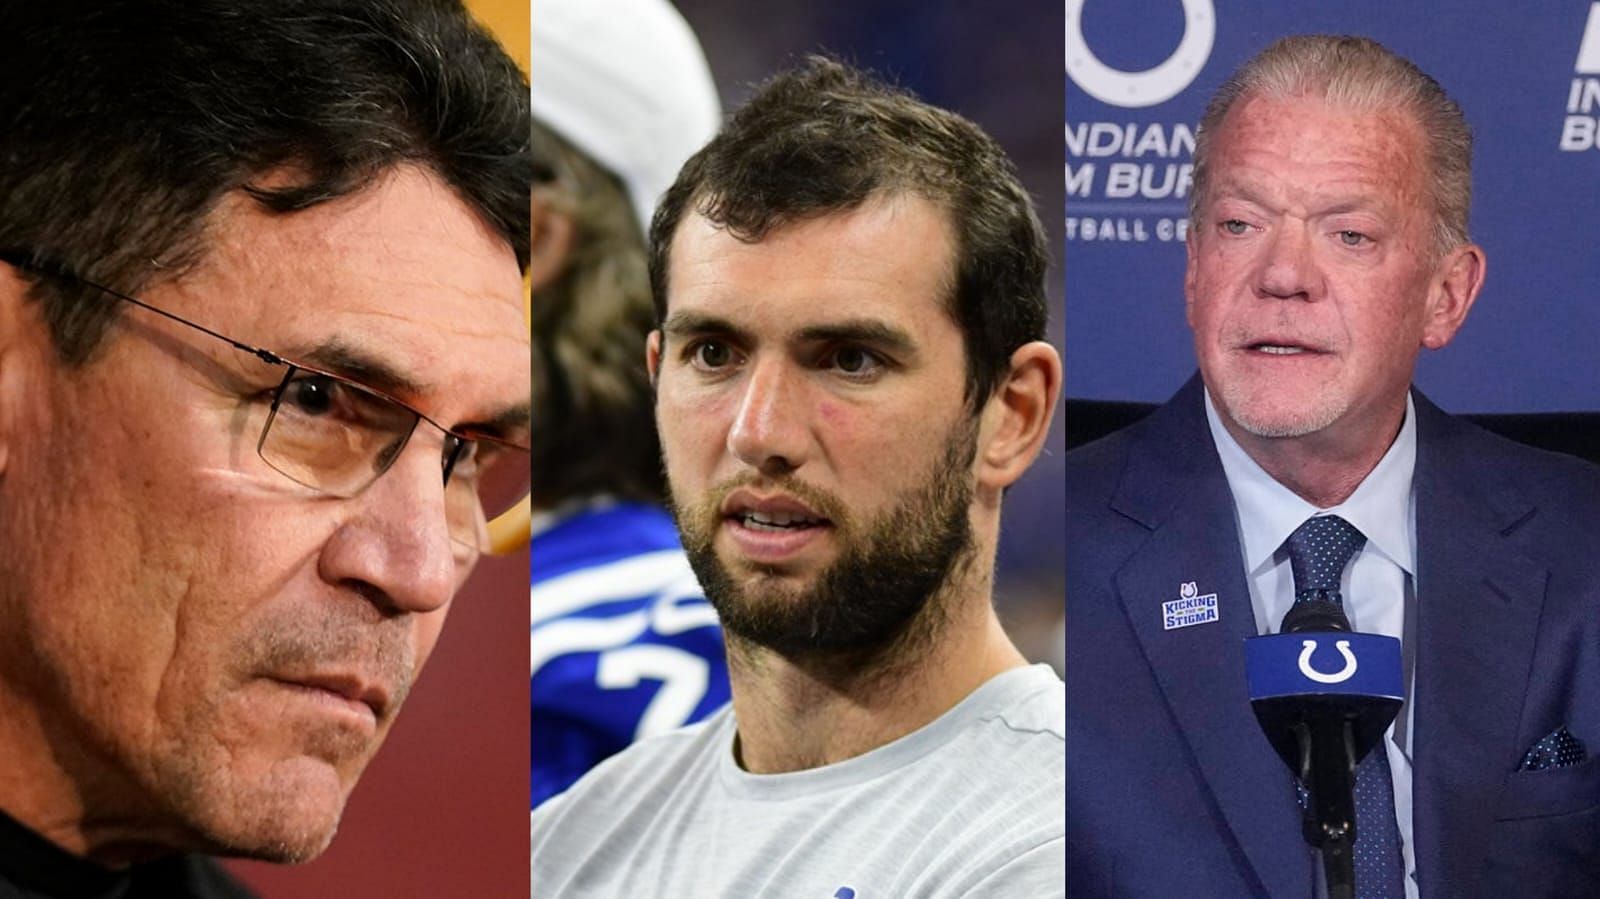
xmin=530 ymin=664 xmax=1065 ymax=898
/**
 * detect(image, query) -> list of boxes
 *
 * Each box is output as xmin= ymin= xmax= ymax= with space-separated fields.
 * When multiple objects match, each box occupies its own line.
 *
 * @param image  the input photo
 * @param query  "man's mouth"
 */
xmin=737 ymin=510 xmax=827 ymax=531
xmin=267 ymin=672 xmax=391 ymax=725
xmin=716 ymin=487 xmax=837 ymax=563
xmin=1244 ymin=338 xmax=1325 ymax=356
xmin=720 ymin=488 xmax=834 ymax=529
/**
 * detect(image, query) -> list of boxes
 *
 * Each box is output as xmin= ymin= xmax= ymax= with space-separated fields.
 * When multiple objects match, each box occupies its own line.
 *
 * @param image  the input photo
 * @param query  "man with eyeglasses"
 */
xmin=0 ymin=2 xmax=529 ymax=896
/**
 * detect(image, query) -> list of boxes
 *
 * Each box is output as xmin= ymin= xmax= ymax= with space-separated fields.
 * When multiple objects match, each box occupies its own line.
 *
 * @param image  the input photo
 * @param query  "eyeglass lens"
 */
xmin=258 ymin=368 xmax=529 ymax=553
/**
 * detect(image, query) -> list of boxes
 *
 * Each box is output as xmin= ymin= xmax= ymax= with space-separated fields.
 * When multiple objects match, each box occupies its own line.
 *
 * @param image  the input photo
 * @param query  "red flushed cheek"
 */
xmin=816 ymin=400 xmax=854 ymax=434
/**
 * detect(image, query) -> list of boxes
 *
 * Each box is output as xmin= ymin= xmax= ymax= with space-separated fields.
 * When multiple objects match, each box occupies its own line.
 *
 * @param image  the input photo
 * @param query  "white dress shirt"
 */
xmin=1206 ymin=391 xmax=1421 ymax=899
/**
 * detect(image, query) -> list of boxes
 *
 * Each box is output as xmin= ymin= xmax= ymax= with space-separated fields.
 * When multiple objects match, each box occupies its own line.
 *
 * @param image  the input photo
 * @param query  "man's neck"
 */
xmin=0 ymin=680 xmax=180 ymax=868
xmin=1219 ymin=398 xmax=1408 ymax=509
xmin=724 ymin=579 xmax=1026 ymax=775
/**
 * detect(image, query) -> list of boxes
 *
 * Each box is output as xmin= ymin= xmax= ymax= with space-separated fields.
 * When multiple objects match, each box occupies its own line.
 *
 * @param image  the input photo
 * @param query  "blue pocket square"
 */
xmin=1518 ymin=727 xmax=1587 ymax=772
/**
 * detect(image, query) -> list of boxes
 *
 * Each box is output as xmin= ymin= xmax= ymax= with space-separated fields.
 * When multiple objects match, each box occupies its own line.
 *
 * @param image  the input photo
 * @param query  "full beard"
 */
xmin=670 ymin=421 xmax=977 ymax=672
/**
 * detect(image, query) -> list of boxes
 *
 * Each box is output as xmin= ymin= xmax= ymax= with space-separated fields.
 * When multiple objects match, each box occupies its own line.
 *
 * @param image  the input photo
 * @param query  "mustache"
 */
xmin=695 ymin=472 xmax=855 ymax=531
xmin=240 ymin=604 xmax=417 ymax=717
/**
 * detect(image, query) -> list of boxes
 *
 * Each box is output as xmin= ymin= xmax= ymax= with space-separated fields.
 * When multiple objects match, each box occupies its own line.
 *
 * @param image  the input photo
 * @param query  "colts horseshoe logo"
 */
xmin=1298 ymin=639 xmax=1358 ymax=684
xmin=1065 ymin=0 xmax=1215 ymax=108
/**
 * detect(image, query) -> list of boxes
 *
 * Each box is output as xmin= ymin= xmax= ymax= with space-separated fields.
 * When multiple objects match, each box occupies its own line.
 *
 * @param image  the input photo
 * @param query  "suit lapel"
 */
xmin=1410 ymin=395 xmax=1549 ymax=896
xmin=1111 ymin=379 xmax=1311 ymax=898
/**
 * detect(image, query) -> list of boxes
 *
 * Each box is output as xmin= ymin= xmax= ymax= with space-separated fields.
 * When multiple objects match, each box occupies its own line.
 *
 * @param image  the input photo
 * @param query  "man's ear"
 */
xmin=975 ymin=340 xmax=1062 ymax=494
xmin=528 ymin=200 xmax=575 ymax=293
xmin=1420 ymin=242 xmax=1486 ymax=350
xmin=646 ymin=329 xmax=662 ymax=385
xmin=1184 ymin=226 xmax=1201 ymax=329
xmin=0 ymin=264 xmax=38 ymax=476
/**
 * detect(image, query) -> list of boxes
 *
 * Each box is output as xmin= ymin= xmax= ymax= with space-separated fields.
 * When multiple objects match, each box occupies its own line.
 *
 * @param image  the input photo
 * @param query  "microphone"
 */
xmin=1245 ymin=600 xmax=1402 ymax=896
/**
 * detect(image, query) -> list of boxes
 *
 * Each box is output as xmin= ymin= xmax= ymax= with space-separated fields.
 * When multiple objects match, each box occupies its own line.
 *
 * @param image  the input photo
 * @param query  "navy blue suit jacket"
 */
xmin=1067 ymin=377 xmax=1600 ymax=897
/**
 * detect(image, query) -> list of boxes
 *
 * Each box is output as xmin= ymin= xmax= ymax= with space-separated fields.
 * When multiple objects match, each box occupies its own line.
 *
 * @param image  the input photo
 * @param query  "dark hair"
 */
xmin=648 ymin=56 xmax=1047 ymax=404
xmin=0 ymin=0 xmax=530 ymax=364
xmin=530 ymin=120 xmax=664 ymax=506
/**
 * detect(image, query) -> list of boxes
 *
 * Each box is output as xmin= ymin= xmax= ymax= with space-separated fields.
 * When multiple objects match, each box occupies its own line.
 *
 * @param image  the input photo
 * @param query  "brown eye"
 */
xmin=825 ymin=346 xmax=885 ymax=380
xmin=284 ymin=374 xmax=337 ymax=416
xmin=694 ymin=341 xmax=733 ymax=368
xmin=835 ymin=347 xmax=869 ymax=373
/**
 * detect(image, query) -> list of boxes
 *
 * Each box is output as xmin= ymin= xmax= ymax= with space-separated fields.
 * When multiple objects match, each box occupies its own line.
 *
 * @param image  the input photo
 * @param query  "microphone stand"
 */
xmin=1296 ymin=715 xmax=1358 ymax=899
xmin=1272 ymin=599 xmax=1392 ymax=899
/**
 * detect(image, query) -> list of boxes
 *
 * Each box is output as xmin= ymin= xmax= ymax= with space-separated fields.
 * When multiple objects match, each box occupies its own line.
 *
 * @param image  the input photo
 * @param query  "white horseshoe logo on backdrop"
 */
xmin=1298 ymin=639 xmax=1358 ymax=684
xmin=1065 ymin=0 xmax=1215 ymax=108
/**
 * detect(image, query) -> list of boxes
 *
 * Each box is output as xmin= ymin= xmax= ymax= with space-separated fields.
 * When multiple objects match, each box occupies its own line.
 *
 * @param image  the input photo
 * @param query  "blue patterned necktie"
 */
xmin=1285 ymin=515 xmax=1406 ymax=898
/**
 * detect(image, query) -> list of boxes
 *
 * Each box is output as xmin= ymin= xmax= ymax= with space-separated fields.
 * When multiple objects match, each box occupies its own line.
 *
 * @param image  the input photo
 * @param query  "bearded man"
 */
xmin=529 ymin=57 xmax=1064 ymax=897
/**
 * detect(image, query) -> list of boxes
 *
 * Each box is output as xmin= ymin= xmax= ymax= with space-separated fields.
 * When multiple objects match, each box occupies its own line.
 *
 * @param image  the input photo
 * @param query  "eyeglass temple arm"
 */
xmin=483 ymin=271 xmax=535 ymax=557
xmin=0 ymin=249 xmax=285 ymax=368
xmin=2 ymin=248 xmax=533 ymax=556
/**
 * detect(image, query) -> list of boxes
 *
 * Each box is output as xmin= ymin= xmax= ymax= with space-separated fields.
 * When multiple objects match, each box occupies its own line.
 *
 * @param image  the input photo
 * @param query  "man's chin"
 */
xmin=1218 ymin=385 xmax=1346 ymax=440
xmin=722 ymin=551 xmax=819 ymax=583
xmin=159 ymin=752 xmax=357 ymax=863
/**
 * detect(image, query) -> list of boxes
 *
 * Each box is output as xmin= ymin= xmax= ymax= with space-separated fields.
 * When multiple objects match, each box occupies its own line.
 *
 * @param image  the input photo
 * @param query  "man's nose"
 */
xmin=1254 ymin=223 xmax=1323 ymax=302
xmin=726 ymin=357 xmax=812 ymax=476
xmin=318 ymin=434 xmax=463 ymax=616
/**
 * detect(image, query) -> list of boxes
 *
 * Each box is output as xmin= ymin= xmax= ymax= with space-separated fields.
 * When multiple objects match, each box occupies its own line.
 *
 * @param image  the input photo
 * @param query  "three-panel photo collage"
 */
xmin=4 ymin=1 xmax=1599 ymax=897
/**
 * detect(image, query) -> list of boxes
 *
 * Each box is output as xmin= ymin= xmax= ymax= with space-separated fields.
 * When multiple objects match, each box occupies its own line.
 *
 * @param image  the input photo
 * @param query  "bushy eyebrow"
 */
xmin=660 ymin=311 xmax=918 ymax=357
xmin=660 ymin=311 xmax=749 ymax=343
xmin=459 ymin=402 xmax=532 ymax=441
xmin=292 ymin=339 xmax=431 ymax=397
xmin=289 ymin=338 xmax=530 ymax=439
xmin=795 ymin=319 xmax=917 ymax=357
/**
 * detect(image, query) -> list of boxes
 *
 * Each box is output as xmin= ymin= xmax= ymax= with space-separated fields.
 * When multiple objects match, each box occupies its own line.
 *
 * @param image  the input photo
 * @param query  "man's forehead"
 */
xmin=1209 ymin=168 xmax=1408 ymax=214
xmin=1208 ymin=94 xmax=1428 ymax=206
xmin=660 ymin=275 xmax=943 ymax=351
xmin=167 ymin=167 xmax=529 ymax=423
xmin=663 ymin=194 xmax=957 ymax=332
xmin=205 ymin=169 xmax=516 ymax=287
xmin=1217 ymin=93 xmax=1425 ymax=162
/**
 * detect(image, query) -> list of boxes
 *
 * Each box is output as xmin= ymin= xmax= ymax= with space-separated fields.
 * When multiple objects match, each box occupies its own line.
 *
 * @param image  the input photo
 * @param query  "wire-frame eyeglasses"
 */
xmin=0 ymin=249 xmax=530 ymax=559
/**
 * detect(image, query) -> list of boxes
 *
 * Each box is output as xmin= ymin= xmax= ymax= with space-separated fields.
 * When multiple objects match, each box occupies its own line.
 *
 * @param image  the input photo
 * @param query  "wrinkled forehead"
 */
xmin=1206 ymin=93 xmax=1431 ymax=204
xmin=1219 ymin=89 xmax=1427 ymax=147
xmin=174 ymin=166 xmax=529 ymax=427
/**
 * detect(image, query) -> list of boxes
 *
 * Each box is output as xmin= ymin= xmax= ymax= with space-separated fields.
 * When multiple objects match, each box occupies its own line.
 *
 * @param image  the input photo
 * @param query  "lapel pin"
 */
xmin=1163 ymin=581 xmax=1219 ymax=631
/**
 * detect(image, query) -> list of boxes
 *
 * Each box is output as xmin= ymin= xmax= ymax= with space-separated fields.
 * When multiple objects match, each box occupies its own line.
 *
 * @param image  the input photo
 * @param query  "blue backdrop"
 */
xmin=1067 ymin=1 xmax=1600 ymax=412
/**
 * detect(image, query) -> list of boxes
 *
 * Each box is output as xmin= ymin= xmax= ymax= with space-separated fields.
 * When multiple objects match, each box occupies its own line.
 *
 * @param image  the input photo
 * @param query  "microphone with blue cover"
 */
xmin=1246 ymin=599 xmax=1403 ymax=893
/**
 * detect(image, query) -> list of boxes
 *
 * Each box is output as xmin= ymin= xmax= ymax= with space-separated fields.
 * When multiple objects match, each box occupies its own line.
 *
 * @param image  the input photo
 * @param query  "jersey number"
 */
xmin=596 ymin=645 xmax=710 ymax=740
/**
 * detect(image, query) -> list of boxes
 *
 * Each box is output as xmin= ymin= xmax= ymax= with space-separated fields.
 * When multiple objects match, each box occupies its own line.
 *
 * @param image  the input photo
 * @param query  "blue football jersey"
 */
xmin=530 ymin=502 xmax=730 ymax=809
